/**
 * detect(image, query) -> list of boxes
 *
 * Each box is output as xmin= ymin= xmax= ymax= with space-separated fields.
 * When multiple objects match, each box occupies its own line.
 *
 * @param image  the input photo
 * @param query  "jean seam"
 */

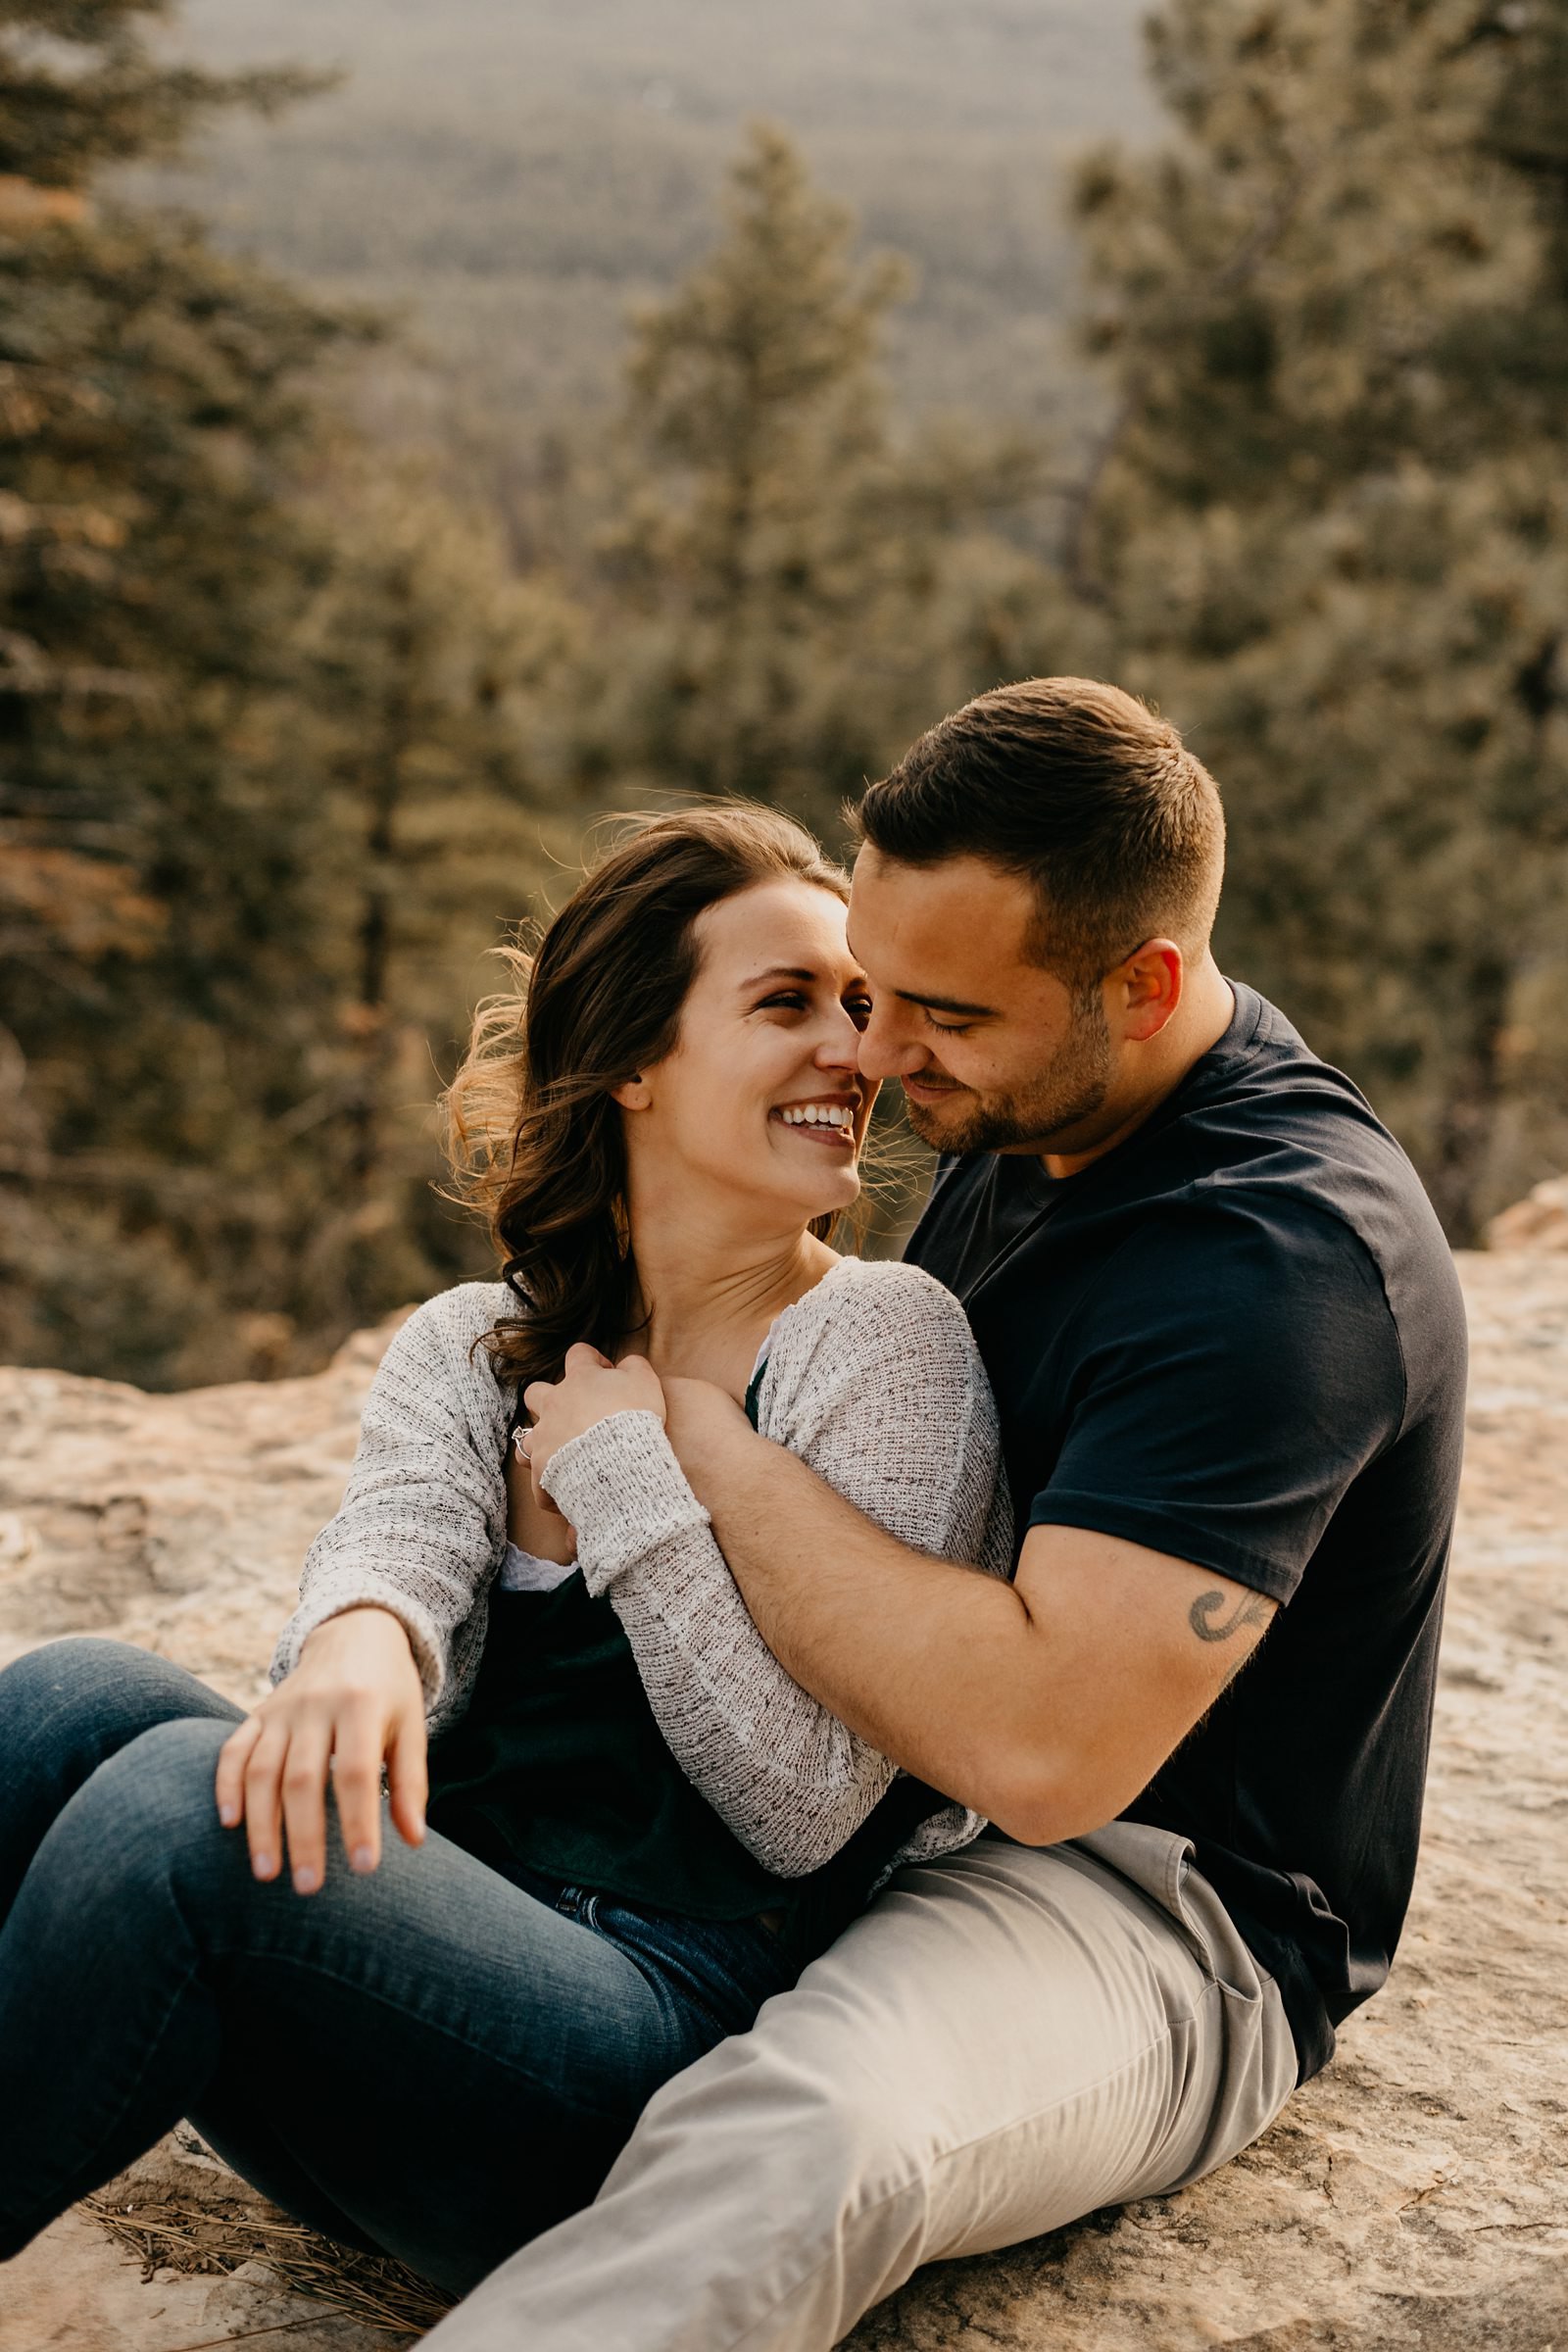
xmin=601 ymin=1925 xmax=754 ymax=2051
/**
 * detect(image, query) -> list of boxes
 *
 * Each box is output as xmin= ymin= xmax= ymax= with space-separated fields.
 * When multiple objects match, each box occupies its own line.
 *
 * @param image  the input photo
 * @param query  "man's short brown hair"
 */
xmin=856 ymin=677 xmax=1225 ymax=985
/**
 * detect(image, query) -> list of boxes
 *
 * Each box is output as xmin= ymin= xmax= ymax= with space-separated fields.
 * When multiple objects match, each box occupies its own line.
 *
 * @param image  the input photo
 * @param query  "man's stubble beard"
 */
xmin=903 ymin=983 xmax=1113 ymax=1156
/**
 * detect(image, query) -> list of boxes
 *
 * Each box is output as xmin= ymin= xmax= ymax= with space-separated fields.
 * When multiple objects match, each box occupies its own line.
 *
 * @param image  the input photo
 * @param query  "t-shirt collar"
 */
xmin=1012 ymin=975 xmax=1259 ymax=1205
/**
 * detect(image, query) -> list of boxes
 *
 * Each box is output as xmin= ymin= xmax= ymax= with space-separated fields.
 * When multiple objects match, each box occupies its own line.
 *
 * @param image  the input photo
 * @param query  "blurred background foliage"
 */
xmin=2 ymin=0 xmax=1565 ymax=1386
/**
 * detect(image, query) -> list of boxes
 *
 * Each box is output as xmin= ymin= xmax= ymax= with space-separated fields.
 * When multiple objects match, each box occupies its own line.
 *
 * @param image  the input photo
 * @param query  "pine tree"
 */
xmin=1066 ymin=0 xmax=1568 ymax=1236
xmin=0 ymin=3 xmax=574 ymax=1380
xmin=281 ymin=461 xmax=583 ymax=1341
xmin=0 ymin=4 xmax=368 ymax=1375
xmin=569 ymin=124 xmax=1048 ymax=838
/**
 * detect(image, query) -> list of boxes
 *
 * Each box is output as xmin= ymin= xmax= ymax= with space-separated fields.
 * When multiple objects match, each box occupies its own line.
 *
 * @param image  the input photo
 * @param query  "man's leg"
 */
xmin=421 ymin=1825 xmax=1298 ymax=2352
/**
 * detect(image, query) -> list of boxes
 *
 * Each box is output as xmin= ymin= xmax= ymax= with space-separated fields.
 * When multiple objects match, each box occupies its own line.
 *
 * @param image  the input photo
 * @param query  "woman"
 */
xmin=0 ymin=806 xmax=1009 ymax=2294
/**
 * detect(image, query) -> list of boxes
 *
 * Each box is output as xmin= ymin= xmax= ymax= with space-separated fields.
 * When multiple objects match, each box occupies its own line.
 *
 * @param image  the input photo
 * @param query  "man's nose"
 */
xmin=856 ymin=1002 xmax=925 ymax=1080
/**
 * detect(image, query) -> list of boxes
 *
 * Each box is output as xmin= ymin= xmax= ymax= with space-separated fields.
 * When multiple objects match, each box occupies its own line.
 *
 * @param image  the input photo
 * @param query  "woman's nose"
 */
xmin=810 ymin=988 xmax=881 ymax=1066
xmin=813 ymin=1014 xmax=861 ymax=1071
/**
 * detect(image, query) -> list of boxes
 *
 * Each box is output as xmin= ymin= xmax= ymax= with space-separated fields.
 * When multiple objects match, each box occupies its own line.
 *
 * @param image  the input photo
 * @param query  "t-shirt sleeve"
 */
xmin=1027 ymin=1199 xmax=1405 ymax=1602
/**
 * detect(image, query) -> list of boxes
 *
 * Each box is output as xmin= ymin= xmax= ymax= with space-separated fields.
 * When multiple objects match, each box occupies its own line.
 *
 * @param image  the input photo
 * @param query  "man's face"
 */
xmin=847 ymin=848 xmax=1113 ymax=1156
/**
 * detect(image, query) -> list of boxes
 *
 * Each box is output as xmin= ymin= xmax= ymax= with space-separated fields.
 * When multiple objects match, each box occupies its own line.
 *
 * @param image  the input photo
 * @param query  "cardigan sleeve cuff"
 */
xmin=541 ymin=1410 xmax=710 ymax=1594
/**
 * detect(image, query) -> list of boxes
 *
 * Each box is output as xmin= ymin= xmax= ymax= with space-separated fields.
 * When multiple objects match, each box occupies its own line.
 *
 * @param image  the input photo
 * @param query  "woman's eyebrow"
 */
xmin=739 ymin=964 xmax=817 ymax=991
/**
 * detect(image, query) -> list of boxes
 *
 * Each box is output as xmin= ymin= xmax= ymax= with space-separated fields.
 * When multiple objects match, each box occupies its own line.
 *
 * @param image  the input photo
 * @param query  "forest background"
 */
xmin=3 ymin=0 xmax=1565 ymax=1389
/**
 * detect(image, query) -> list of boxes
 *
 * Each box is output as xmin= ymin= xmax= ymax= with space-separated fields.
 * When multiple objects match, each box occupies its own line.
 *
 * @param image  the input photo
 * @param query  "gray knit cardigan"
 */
xmin=271 ymin=1256 xmax=1013 ymax=1881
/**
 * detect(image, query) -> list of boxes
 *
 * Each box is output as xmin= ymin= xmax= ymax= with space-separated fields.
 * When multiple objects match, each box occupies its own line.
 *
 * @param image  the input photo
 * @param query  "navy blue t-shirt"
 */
xmin=905 ymin=984 xmax=1467 ymax=2080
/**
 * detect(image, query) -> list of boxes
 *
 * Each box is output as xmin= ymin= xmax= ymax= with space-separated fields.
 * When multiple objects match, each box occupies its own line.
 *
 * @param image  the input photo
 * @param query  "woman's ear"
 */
xmin=611 ymin=1074 xmax=652 ymax=1111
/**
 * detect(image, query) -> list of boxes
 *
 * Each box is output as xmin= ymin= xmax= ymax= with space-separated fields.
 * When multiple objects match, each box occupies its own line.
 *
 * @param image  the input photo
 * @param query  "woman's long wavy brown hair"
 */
xmin=441 ymin=804 xmax=852 ymax=1396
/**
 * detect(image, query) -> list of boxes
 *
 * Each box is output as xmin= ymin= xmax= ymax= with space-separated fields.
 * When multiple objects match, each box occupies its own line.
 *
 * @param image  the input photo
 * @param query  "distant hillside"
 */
xmin=149 ymin=0 xmax=1159 ymax=441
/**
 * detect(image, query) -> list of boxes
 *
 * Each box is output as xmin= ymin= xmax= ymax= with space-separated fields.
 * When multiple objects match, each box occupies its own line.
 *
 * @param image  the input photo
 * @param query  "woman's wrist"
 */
xmin=539 ymin=1406 xmax=670 ymax=1508
xmin=541 ymin=1408 xmax=710 ymax=1592
xmin=521 ymin=1346 xmax=667 ymax=1490
xmin=299 ymin=1603 xmax=416 ymax=1665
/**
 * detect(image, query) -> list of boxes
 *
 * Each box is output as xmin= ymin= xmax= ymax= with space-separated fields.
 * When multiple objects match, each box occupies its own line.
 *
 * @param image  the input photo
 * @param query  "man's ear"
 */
xmin=1115 ymin=942 xmax=1184 ymax=1044
xmin=610 ymin=1074 xmax=652 ymax=1111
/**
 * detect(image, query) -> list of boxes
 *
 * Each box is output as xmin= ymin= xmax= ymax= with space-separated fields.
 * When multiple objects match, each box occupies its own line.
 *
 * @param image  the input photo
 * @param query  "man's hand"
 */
xmin=214 ymin=1605 xmax=427 ymax=1894
xmin=523 ymin=1345 xmax=667 ymax=1506
xmin=661 ymin=1374 xmax=752 ymax=1472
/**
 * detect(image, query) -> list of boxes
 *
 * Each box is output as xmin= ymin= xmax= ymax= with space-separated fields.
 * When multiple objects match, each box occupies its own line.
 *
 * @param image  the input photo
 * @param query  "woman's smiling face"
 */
xmin=617 ymin=877 xmax=877 ymax=1228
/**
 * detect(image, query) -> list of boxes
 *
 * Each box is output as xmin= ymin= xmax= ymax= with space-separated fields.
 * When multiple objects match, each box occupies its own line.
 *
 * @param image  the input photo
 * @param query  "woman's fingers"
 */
xmin=330 ymin=1697 xmax=392 ymax=1875
xmin=216 ymin=1611 xmax=428 ymax=1892
xmin=230 ymin=1700 xmax=403 ymax=1890
xmin=215 ymin=1714 xmax=265 ymax=1829
xmin=386 ymin=1708 xmax=429 ymax=1852
xmin=276 ymin=1711 xmax=335 ymax=1894
xmin=240 ymin=1717 xmax=292 ymax=1883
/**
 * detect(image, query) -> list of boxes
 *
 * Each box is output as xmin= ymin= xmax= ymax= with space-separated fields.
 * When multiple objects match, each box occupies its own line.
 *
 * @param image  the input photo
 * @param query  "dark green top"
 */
xmin=425 ymin=1370 xmax=941 ymax=1931
xmin=426 ymin=1565 xmax=806 ymax=1918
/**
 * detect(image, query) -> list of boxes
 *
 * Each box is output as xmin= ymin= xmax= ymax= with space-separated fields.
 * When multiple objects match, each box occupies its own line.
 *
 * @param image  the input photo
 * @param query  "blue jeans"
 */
xmin=0 ymin=1639 xmax=804 ymax=2293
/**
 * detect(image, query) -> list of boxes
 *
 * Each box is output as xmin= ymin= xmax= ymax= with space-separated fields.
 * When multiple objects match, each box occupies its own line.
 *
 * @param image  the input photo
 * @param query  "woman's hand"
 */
xmin=214 ymin=1605 xmax=427 ymax=1895
xmin=521 ymin=1344 xmax=667 ymax=1505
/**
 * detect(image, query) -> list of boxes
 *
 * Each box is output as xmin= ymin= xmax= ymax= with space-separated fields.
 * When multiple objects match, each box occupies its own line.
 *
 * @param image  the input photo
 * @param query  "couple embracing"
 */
xmin=0 ymin=677 xmax=1466 ymax=2349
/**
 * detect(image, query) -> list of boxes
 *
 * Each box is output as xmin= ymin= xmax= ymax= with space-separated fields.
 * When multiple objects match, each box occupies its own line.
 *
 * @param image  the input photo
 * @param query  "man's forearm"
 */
xmin=667 ymin=1393 xmax=1279 ymax=1846
xmin=669 ymin=1403 xmax=1052 ymax=1833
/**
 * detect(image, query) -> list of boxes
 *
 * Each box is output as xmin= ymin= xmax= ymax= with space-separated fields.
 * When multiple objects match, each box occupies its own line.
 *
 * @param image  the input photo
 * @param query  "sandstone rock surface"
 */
xmin=1487 ymin=1171 xmax=1568 ymax=1251
xmin=0 ymin=1259 xmax=1564 ymax=2349
xmin=0 ymin=1316 xmax=406 ymax=1705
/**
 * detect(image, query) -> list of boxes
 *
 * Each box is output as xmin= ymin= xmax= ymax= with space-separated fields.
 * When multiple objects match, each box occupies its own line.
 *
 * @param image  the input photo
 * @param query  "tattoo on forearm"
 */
xmin=1189 ymin=1588 xmax=1272 ymax=1644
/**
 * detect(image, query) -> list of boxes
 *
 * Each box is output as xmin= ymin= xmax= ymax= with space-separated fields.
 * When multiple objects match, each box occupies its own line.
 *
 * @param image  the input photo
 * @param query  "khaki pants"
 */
xmin=422 ymin=1824 xmax=1299 ymax=2352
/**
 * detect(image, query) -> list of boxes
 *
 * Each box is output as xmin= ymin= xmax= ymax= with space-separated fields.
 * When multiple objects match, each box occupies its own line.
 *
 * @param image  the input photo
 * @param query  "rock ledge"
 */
xmin=1 ymin=1260 xmax=1565 ymax=2350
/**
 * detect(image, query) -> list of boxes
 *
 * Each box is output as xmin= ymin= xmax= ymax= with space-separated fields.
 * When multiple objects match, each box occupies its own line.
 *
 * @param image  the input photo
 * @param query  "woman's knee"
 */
xmin=0 ymin=1641 xmax=227 ymax=1844
xmin=41 ymin=1716 xmax=241 ymax=1898
xmin=93 ymin=1712 xmax=235 ymax=1830
xmin=0 ymin=1636 xmax=238 ymax=1748
xmin=5 ymin=1716 xmax=245 ymax=1962
xmin=0 ymin=1634 xmax=146 ymax=1711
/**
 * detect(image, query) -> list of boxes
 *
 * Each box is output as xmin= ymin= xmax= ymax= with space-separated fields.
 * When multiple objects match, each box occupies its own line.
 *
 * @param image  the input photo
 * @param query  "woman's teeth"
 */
xmin=778 ymin=1103 xmax=855 ymax=1130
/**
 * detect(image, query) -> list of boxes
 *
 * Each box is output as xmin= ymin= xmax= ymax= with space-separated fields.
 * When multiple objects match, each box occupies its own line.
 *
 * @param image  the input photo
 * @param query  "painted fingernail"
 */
xmin=292 ymin=1865 xmax=320 ymax=1895
xmin=218 ymin=1803 xmax=239 ymax=1828
xmin=350 ymin=1845 xmax=375 ymax=1874
xmin=252 ymin=1852 xmax=274 ymax=1880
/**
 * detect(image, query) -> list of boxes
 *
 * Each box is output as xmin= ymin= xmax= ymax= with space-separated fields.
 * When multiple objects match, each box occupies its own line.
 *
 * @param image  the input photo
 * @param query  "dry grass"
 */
xmin=81 ymin=2190 xmax=457 ymax=2339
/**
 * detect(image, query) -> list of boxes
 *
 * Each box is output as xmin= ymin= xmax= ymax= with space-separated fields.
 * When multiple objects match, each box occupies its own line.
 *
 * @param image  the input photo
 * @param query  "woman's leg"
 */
xmin=0 ymin=1638 xmax=243 ymax=1921
xmin=0 ymin=1712 xmax=744 ymax=2295
xmin=0 ymin=1640 xmax=387 ymax=2251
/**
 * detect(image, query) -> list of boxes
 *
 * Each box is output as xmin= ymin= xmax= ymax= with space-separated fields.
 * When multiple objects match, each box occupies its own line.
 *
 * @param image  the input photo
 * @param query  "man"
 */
xmin=424 ymin=677 xmax=1467 ymax=2350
